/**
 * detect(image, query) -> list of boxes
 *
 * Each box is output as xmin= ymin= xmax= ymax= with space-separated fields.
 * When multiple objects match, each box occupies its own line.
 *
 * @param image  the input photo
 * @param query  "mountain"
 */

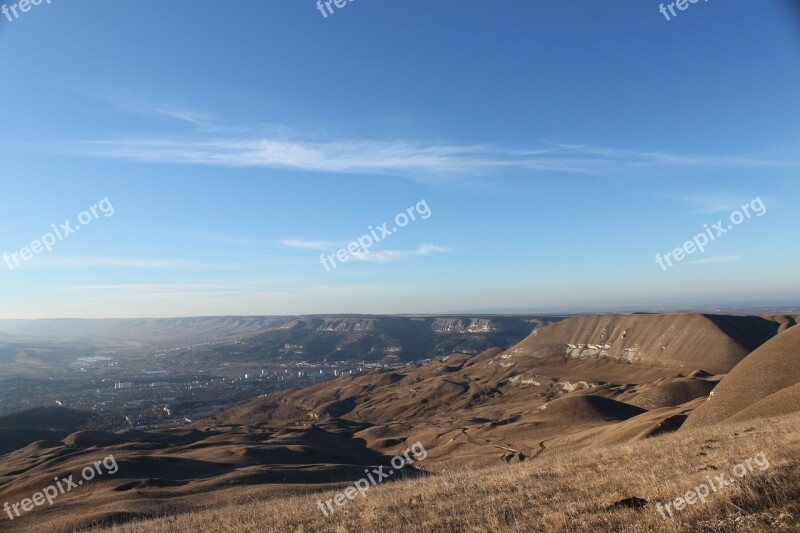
xmin=504 ymin=313 xmax=791 ymax=375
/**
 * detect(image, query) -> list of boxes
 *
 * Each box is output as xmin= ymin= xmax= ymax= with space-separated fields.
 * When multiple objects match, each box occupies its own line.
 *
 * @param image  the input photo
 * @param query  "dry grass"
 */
xmin=88 ymin=413 xmax=800 ymax=533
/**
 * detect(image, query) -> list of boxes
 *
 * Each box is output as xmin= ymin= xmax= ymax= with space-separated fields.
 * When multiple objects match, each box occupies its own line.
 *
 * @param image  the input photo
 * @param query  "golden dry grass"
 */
xmin=88 ymin=412 xmax=800 ymax=533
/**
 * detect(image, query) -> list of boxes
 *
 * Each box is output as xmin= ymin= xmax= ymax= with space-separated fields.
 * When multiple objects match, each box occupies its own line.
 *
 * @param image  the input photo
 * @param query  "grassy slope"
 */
xmin=89 ymin=412 xmax=800 ymax=533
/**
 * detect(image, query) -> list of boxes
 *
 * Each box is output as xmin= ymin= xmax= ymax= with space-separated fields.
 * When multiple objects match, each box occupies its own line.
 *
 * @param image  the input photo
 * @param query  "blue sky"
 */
xmin=1 ymin=0 xmax=799 ymax=318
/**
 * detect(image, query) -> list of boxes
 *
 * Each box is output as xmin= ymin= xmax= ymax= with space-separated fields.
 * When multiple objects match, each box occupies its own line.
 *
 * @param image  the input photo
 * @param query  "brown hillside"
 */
xmin=682 ymin=324 xmax=800 ymax=429
xmin=727 ymin=383 xmax=800 ymax=423
xmin=213 ymin=313 xmax=780 ymax=468
xmin=88 ymin=411 xmax=800 ymax=533
xmin=504 ymin=313 xmax=783 ymax=375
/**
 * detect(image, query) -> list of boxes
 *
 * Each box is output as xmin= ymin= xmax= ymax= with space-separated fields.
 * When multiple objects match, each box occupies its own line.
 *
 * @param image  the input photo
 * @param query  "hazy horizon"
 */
xmin=2 ymin=300 xmax=800 ymax=321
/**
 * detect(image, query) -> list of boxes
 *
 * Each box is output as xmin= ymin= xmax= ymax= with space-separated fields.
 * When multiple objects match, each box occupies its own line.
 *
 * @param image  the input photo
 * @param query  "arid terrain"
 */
xmin=0 ymin=313 xmax=798 ymax=532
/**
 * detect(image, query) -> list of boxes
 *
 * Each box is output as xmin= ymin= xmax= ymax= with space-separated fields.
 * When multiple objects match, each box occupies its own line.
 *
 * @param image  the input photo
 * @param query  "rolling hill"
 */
xmin=682 ymin=322 xmax=800 ymax=429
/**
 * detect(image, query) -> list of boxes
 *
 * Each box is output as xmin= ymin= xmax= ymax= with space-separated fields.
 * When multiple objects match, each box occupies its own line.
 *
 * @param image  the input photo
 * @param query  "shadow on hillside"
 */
xmin=703 ymin=314 xmax=786 ymax=351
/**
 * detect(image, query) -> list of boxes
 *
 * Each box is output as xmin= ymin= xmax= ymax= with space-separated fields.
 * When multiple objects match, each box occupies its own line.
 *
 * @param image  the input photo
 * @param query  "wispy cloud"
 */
xmin=548 ymin=144 xmax=795 ymax=168
xmin=681 ymin=193 xmax=752 ymax=214
xmin=70 ymin=130 xmax=800 ymax=179
xmin=150 ymin=105 xmax=216 ymax=127
xmin=687 ymin=255 xmax=742 ymax=265
xmin=0 ymin=256 xmax=240 ymax=271
xmin=181 ymin=230 xmax=260 ymax=246
xmin=74 ymin=90 xmax=221 ymax=130
xmin=350 ymin=244 xmax=447 ymax=263
xmin=280 ymin=239 xmax=447 ymax=263
xmin=279 ymin=239 xmax=340 ymax=251
xmin=62 ymin=283 xmax=242 ymax=292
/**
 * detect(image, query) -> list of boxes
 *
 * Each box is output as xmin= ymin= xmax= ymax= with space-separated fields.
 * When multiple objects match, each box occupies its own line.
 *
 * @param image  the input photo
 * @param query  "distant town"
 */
xmin=0 ymin=340 xmax=416 ymax=429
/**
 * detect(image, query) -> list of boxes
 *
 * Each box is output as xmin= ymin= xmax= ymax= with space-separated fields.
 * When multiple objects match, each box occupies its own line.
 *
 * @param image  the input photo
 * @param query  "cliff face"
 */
xmin=431 ymin=318 xmax=499 ymax=333
xmin=313 ymin=317 xmax=547 ymax=335
xmin=195 ymin=315 xmax=566 ymax=364
xmin=317 ymin=318 xmax=376 ymax=332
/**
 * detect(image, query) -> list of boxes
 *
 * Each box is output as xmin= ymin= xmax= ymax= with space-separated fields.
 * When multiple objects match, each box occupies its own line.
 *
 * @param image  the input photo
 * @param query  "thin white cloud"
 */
xmin=548 ymin=144 xmax=794 ymax=168
xmin=62 ymin=283 xmax=241 ymax=292
xmin=60 ymin=277 xmax=370 ymax=294
xmin=48 ymin=283 xmax=405 ymax=316
xmin=350 ymin=244 xmax=447 ymax=263
xmin=0 ymin=256 xmax=240 ymax=271
xmin=150 ymin=106 xmax=214 ymax=127
xmin=681 ymin=193 xmax=751 ymax=214
xmin=279 ymin=239 xmax=340 ymax=251
xmin=181 ymin=230 xmax=260 ymax=246
xmin=62 ymin=99 xmax=800 ymax=179
xmin=687 ymin=255 xmax=742 ymax=265
xmin=71 ymin=134 xmax=800 ymax=179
